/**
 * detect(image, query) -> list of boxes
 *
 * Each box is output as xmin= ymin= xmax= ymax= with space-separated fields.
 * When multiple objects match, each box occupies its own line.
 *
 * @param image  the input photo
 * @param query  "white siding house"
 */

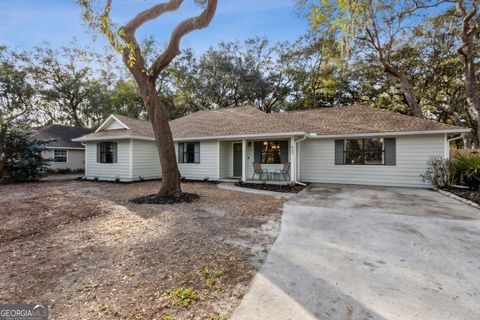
xmin=85 ymin=140 xmax=131 ymax=181
xmin=29 ymin=124 xmax=93 ymax=172
xmin=74 ymin=107 xmax=469 ymax=187
xmin=300 ymin=134 xmax=445 ymax=188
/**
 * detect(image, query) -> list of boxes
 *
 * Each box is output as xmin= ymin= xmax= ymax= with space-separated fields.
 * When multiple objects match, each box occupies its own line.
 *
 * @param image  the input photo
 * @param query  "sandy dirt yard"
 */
xmin=0 ymin=179 xmax=284 ymax=319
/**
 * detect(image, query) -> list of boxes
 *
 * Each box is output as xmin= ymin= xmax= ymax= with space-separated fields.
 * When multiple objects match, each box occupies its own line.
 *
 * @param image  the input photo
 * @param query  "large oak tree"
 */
xmin=78 ymin=0 xmax=218 ymax=197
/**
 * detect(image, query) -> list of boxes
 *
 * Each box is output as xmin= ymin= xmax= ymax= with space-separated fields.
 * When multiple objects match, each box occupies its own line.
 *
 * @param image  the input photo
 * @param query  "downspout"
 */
xmin=448 ymin=133 xmax=465 ymax=144
xmin=447 ymin=133 xmax=465 ymax=159
xmin=293 ymin=135 xmax=308 ymax=186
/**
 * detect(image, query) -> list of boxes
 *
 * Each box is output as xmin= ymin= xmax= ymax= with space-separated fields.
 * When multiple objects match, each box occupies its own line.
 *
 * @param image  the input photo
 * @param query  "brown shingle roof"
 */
xmin=271 ymin=105 xmax=462 ymax=135
xmin=76 ymin=105 xmax=467 ymax=141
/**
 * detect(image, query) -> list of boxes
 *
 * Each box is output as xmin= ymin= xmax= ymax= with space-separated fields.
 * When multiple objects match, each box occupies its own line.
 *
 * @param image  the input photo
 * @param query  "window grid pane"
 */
xmin=99 ymin=142 xmax=116 ymax=163
xmin=344 ymin=138 xmax=384 ymax=165
xmin=54 ymin=150 xmax=67 ymax=163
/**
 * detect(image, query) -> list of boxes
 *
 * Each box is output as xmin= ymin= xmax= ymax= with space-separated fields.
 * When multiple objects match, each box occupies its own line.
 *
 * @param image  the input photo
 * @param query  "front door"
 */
xmin=233 ymin=143 xmax=243 ymax=177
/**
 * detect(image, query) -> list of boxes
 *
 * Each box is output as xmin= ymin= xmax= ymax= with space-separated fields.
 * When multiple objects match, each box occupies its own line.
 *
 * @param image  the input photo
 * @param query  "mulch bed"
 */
xmin=130 ymin=192 xmax=200 ymax=204
xmin=235 ymin=182 xmax=306 ymax=193
xmin=444 ymin=187 xmax=480 ymax=205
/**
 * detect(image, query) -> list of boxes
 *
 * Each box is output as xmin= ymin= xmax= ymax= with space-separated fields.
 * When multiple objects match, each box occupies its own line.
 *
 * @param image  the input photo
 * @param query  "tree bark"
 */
xmin=142 ymin=81 xmax=182 ymax=197
xmin=383 ymin=62 xmax=424 ymax=118
xmin=84 ymin=0 xmax=217 ymax=197
xmin=457 ymin=0 xmax=480 ymax=143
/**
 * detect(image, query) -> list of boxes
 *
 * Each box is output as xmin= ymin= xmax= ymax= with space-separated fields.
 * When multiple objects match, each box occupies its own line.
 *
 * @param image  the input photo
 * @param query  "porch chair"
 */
xmin=252 ymin=162 xmax=269 ymax=180
xmin=274 ymin=162 xmax=291 ymax=182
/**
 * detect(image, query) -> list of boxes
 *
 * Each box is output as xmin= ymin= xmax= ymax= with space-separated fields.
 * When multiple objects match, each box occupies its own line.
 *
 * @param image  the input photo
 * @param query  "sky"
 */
xmin=0 ymin=0 xmax=309 ymax=55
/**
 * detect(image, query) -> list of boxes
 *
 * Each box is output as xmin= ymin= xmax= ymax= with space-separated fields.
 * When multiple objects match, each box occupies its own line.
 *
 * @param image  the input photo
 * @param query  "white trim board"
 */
xmin=309 ymin=128 xmax=470 ymax=139
xmin=95 ymin=114 xmax=130 ymax=132
xmin=45 ymin=146 xmax=85 ymax=150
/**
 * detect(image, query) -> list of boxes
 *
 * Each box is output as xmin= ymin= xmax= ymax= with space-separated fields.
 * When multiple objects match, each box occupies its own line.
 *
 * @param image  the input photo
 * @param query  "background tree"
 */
xmin=0 ymin=47 xmax=36 ymax=126
xmin=454 ymin=0 xmax=480 ymax=142
xmin=23 ymin=42 xmax=116 ymax=128
xmin=170 ymin=38 xmax=291 ymax=113
xmin=298 ymin=0 xmax=453 ymax=118
xmin=78 ymin=0 xmax=218 ymax=197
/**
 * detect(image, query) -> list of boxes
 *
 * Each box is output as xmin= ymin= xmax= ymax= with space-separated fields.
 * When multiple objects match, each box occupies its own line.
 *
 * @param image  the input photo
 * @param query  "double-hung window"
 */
xmin=97 ymin=142 xmax=117 ymax=163
xmin=54 ymin=149 xmax=68 ymax=163
xmin=178 ymin=142 xmax=200 ymax=163
xmin=344 ymin=138 xmax=385 ymax=165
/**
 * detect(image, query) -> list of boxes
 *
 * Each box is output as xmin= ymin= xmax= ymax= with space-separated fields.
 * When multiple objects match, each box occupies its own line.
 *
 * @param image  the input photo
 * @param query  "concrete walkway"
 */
xmin=217 ymin=182 xmax=294 ymax=198
xmin=232 ymin=184 xmax=480 ymax=320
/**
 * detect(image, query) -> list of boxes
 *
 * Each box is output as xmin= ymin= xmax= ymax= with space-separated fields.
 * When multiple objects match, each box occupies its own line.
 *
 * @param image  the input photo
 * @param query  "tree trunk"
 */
xmin=144 ymin=82 xmax=182 ymax=197
xmin=457 ymin=0 xmax=480 ymax=143
xmin=383 ymin=62 xmax=424 ymax=118
xmin=460 ymin=35 xmax=480 ymax=144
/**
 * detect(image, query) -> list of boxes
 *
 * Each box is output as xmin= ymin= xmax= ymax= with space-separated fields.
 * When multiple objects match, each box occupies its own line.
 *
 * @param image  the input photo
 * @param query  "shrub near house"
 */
xmin=0 ymin=122 xmax=50 ymax=182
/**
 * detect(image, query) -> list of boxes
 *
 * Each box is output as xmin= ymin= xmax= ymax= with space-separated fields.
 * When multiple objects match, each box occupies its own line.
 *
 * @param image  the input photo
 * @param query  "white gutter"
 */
xmin=45 ymin=146 xmax=85 ymax=150
xmin=73 ymin=132 xmax=307 ymax=142
xmin=448 ymin=133 xmax=465 ymax=143
xmin=308 ymin=128 xmax=471 ymax=139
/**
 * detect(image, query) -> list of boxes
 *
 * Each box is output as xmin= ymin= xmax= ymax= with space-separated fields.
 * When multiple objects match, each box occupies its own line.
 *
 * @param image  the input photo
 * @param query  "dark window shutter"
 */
xmin=280 ymin=140 xmax=289 ymax=163
xmin=112 ymin=143 xmax=118 ymax=163
xmin=194 ymin=142 xmax=200 ymax=163
xmin=335 ymin=140 xmax=344 ymax=165
xmin=96 ymin=143 xmax=101 ymax=163
xmin=254 ymin=142 xmax=261 ymax=163
xmin=177 ymin=143 xmax=184 ymax=163
xmin=385 ymin=138 xmax=396 ymax=166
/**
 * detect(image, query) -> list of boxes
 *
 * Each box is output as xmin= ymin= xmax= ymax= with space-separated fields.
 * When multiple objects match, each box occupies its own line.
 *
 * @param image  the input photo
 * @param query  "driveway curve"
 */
xmin=232 ymin=184 xmax=480 ymax=320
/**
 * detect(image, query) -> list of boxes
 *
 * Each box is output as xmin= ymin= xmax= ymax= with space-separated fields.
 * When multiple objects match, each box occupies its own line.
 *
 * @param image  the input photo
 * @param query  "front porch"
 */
xmin=218 ymin=137 xmax=300 ymax=184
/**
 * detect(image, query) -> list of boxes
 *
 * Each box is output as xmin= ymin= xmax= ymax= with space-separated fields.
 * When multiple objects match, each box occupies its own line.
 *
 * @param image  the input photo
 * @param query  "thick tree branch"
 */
xmin=150 ymin=0 xmax=217 ymax=79
xmin=124 ymin=0 xmax=183 ymax=36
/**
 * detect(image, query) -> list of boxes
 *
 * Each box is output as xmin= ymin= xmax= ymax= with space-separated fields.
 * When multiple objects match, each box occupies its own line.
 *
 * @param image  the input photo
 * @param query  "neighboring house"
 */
xmin=30 ymin=124 xmax=93 ymax=172
xmin=73 ymin=106 xmax=469 ymax=187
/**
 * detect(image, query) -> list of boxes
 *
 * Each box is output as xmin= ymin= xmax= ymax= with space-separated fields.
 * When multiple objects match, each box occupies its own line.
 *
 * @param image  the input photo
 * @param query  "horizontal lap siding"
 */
xmin=132 ymin=140 xmax=162 ymax=180
xmin=43 ymin=149 xmax=85 ymax=171
xmin=300 ymin=135 xmax=445 ymax=188
xmin=85 ymin=140 xmax=132 ymax=181
xmin=176 ymin=141 xmax=219 ymax=180
xmin=219 ymin=142 xmax=233 ymax=178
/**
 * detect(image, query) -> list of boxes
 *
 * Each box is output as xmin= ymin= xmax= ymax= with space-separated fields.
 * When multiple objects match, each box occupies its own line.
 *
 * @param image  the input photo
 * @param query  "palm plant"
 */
xmin=453 ymin=152 xmax=480 ymax=189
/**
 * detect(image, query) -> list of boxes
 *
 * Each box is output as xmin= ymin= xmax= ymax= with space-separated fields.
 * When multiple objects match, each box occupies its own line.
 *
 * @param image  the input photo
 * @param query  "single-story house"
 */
xmin=29 ymin=124 xmax=93 ymax=171
xmin=73 ymin=105 xmax=469 ymax=187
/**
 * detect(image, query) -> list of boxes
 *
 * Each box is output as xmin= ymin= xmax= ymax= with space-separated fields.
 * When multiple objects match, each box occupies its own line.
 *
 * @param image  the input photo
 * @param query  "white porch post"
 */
xmin=242 ymin=139 xmax=247 ymax=182
xmin=290 ymin=137 xmax=296 ymax=182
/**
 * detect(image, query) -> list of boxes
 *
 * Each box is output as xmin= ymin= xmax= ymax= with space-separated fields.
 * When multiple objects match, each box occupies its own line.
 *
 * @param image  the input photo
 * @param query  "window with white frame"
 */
xmin=54 ymin=149 xmax=68 ymax=163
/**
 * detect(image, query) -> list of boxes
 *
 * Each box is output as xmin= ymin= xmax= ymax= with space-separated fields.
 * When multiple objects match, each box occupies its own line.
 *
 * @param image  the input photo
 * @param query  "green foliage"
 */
xmin=170 ymin=38 xmax=291 ymax=113
xmin=0 ymin=48 xmax=35 ymax=126
xmin=421 ymin=156 xmax=456 ymax=189
xmin=453 ymin=152 xmax=480 ymax=189
xmin=0 ymin=119 xmax=50 ymax=182
xmin=162 ymin=315 xmax=175 ymax=320
xmin=168 ymin=287 xmax=200 ymax=308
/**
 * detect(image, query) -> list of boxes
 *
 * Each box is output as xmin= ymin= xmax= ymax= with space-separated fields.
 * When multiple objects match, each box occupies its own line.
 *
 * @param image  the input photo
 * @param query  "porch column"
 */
xmin=290 ymin=137 xmax=296 ymax=182
xmin=242 ymin=139 xmax=247 ymax=182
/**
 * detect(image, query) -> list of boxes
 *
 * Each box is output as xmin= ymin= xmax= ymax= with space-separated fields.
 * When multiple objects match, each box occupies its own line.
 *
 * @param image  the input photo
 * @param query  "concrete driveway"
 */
xmin=232 ymin=184 xmax=480 ymax=320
